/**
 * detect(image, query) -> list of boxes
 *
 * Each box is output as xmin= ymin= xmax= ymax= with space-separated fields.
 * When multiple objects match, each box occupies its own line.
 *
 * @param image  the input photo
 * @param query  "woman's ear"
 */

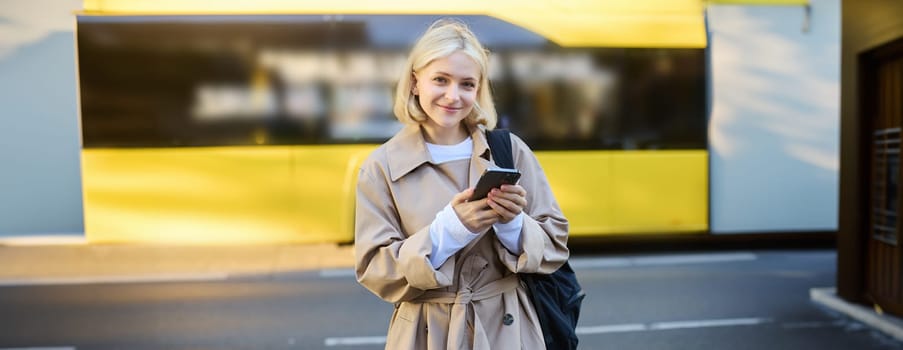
xmin=410 ymin=73 xmax=419 ymax=96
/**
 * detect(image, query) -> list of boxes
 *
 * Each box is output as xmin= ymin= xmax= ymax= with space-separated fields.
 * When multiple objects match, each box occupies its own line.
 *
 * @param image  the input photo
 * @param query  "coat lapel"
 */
xmin=387 ymin=123 xmax=494 ymax=187
xmin=468 ymin=125 xmax=494 ymax=189
xmin=386 ymin=124 xmax=432 ymax=182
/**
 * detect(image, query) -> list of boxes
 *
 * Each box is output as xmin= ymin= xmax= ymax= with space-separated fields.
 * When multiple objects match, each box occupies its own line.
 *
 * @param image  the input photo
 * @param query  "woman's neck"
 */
xmin=421 ymin=123 xmax=469 ymax=145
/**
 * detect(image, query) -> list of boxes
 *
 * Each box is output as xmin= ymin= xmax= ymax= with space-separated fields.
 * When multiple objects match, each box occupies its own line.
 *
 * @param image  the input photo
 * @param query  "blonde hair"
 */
xmin=393 ymin=19 xmax=498 ymax=130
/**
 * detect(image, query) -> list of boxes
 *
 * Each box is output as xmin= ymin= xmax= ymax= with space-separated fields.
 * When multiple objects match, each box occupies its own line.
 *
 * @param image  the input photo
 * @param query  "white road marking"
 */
xmin=575 ymin=323 xmax=647 ymax=334
xmin=0 ymin=272 xmax=229 ymax=287
xmin=324 ymin=336 xmax=387 ymax=346
xmin=0 ymin=347 xmax=76 ymax=350
xmin=326 ymin=317 xmax=770 ymax=346
xmin=649 ymin=317 xmax=769 ymax=330
xmin=569 ymin=252 xmax=757 ymax=269
xmin=576 ymin=317 xmax=769 ymax=335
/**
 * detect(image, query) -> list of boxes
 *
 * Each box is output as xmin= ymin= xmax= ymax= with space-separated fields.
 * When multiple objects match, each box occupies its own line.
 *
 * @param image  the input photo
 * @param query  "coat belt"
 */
xmin=413 ymin=274 xmax=519 ymax=304
xmin=411 ymin=274 xmax=520 ymax=350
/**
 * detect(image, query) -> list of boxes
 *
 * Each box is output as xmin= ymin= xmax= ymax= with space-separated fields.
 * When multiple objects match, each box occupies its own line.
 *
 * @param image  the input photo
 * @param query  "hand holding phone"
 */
xmin=469 ymin=168 xmax=521 ymax=201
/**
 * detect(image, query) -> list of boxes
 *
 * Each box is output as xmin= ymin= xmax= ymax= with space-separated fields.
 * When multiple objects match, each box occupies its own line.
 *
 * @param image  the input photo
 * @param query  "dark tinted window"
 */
xmin=78 ymin=15 xmax=705 ymax=150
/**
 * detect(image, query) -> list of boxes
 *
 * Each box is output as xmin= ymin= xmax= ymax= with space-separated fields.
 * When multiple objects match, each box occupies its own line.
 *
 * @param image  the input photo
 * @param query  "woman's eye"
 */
xmin=463 ymin=82 xmax=476 ymax=89
xmin=433 ymin=77 xmax=447 ymax=83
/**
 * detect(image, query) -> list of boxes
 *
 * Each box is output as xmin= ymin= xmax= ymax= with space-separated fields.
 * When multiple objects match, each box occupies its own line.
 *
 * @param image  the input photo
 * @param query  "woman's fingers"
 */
xmin=452 ymin=188 xmax=474 ymax=205
xmin=487 ymin=185 xmax=527 ymax=223
xmin=453 ymin=197 xmax=499 ymax=232
xmin=489 ymin=193 xmax=520 ymax=212
xmin=500 ymin=184 xmax=527 ymax=197
xmin=487 ymin=199 xmax=517 ymax=221
xmin=452 ymin=184 xmax=529 ymax=231
xmin=489 ymin=188 xmax=526 ymax=211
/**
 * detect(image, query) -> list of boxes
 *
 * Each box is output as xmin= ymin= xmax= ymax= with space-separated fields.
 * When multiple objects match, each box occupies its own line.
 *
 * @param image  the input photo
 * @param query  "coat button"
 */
xmin=503 ymin=313 xmax=514 ymax=326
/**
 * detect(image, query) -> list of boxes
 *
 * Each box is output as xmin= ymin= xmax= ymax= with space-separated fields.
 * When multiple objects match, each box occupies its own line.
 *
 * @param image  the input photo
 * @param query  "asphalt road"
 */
xmin=0 ymin=250 xmax=899 ymax=349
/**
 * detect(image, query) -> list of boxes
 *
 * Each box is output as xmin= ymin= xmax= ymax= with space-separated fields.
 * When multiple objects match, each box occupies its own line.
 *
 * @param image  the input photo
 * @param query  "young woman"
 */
xmin=354 ymin=19 xmax=569 ymax=350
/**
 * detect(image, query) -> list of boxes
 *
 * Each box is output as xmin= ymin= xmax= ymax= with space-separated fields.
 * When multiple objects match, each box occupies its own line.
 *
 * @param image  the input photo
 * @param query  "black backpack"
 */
xmin=485 ymin=129 xmax=585 ymax=350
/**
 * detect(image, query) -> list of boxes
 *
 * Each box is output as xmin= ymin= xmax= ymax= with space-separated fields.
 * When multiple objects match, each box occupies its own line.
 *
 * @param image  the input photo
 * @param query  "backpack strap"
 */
xmin=485 ymin=129 xmax=514 ymax=169
xmin=488 ymin=129 xmax=583 ymax=349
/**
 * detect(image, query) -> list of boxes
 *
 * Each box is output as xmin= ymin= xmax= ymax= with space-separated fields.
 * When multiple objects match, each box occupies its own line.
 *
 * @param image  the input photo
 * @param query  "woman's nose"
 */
xmin=444 ymin=85 xmax=460 ymax=101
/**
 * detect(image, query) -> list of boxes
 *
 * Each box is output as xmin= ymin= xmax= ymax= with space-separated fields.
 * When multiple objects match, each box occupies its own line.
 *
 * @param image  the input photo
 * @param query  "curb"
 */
xmin=0 ymin=243 xmax=356 ymax=285
xmin=0 ymin=235 xmax=88 ymax=246
xmin=810 ymin=287 xmax=903 ymax=342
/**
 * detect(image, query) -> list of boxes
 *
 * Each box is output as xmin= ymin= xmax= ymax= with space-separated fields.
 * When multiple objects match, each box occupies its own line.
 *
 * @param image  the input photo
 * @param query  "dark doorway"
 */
xmin=864 ymin=37 xmax=903 ymax=316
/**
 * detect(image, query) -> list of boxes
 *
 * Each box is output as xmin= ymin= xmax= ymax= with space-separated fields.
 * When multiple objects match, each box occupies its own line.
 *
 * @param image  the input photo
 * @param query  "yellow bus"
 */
xmin=78 ymin=1 xmax=718 ymax=244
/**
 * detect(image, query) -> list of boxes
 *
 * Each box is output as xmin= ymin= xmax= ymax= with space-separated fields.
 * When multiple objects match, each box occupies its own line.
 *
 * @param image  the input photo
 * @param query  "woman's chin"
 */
xmin=430 ymin=118 xmax=465 ymax=129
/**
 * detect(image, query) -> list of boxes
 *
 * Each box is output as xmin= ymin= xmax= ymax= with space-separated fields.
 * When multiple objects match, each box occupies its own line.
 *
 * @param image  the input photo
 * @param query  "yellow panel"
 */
xmin=609 ymin=151 xmax=708 ymax=233
xmin=536 ymin=150 xmax=708 ymax=236
xmin=535 ymin=152 xmax=614 ymax=236
xmin=80 ymin=0 xmax=707 ymax=48
xmin=709 ymin=0 xmax=808 ymax=5
xmin=493 ymin=12 xmax=706 ymax=48
xmin=83 ymin=0 xmax=705 ymax=14
xmin=83 ymin=147 xmax=706 ymax=243
xmin=290 ymin=145 xmax=375 ymax=243
xmin=82 ymin=145 xmax=375 ymax=244
xmin=82 ymin=0 xmax=488 ymax=14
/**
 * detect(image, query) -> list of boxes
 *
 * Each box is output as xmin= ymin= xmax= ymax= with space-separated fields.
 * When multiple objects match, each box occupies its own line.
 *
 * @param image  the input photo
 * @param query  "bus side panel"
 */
xmin=291 ymin=145 xmax=377 ymax=243
xmin=82 ymin=145 xmax=375 ymax=244
xmin=83 ymin=147 xmax=707 ymax=243
xmin=536 ymin=151 xmax=614 ymax=236
xmin=609 ymin=151 xmax=708 ymax=234
xmin=82 ymin=147 xmax=296 ymax=244
xmin=538 ymin=150 xmax=708 ymax=236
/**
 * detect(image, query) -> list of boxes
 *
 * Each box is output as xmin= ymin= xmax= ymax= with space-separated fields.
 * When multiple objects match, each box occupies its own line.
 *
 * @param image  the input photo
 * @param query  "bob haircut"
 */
xmin=393 ymin=19 xmax=498 ymax=130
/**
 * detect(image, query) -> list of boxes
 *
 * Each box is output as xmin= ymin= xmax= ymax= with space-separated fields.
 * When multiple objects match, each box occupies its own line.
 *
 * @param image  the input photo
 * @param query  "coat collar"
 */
xmin=386 ymin=123 xmax=493 ymax=182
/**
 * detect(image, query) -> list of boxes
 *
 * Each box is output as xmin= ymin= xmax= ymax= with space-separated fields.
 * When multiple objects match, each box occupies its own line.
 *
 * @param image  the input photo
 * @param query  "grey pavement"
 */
xmin=2 ymin=239 xmax=903 ymax=347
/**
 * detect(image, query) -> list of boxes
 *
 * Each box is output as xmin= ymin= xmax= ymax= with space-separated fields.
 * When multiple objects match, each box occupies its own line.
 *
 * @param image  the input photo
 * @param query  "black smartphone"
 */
xmin=470 ymin=168 xmax=522 ymax=201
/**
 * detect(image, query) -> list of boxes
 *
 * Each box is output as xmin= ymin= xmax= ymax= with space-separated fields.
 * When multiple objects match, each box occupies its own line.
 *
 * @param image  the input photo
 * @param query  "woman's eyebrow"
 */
xmin=433 ymin=71 xmax=477 ymax=81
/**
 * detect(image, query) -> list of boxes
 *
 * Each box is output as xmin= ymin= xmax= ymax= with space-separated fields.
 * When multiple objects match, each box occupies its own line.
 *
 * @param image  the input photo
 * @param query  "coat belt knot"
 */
xmin=455 ymin=287 xmax=474 ymax=304
xmin=413 ymin=274 xmax=520 ymax=350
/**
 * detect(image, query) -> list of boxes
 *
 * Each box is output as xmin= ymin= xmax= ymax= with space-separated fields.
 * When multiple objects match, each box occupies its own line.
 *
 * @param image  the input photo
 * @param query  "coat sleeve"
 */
xmin=494 ymin=134 xmax=570 ymax=274
xmin=354 ymin=152 xmax=456 ymax=303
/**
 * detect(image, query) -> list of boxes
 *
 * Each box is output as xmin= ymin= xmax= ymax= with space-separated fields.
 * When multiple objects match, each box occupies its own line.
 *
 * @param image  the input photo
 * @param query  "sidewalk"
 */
xmin=811 ymin=287 xmax=903 ymax=343
xmin=0 ymin=241 xmax=356 ymax=285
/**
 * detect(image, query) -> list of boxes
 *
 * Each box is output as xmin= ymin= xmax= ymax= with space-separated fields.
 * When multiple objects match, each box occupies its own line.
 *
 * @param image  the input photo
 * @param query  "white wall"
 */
xmin=708 ymin=0 xmax=840 ymax=233
xmin=0 ymin=0 xmax=84 ymax=237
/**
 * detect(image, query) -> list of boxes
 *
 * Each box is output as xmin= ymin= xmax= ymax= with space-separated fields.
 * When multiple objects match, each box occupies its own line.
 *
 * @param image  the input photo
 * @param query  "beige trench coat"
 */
xmin=355 ymin=123 xmax=569 ymax=350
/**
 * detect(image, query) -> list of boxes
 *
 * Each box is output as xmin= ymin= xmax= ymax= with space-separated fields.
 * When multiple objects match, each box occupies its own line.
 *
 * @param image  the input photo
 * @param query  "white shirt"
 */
xmin=426 ymin=137 xmax=525 ymax=269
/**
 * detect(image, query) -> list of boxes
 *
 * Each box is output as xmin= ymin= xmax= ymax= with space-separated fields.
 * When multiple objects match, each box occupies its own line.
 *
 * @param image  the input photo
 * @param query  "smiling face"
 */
xmin=413 ymin=50 xmax=481 ymax=144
